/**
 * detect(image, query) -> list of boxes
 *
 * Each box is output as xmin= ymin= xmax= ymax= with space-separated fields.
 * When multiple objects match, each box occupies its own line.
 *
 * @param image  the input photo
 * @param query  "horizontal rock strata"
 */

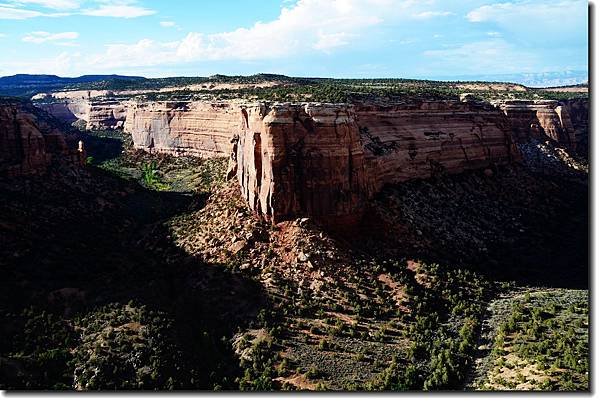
xmin=123 ymin=101 xmax=242 ymax=157
xmin=495 ymin=99 xmax=588 ymax=151
xmin=38 ymin=99 xmax=126 ymax=130
xmin=37 ymin=95 xmax=588 ymax=226
xmin=235 ymin=101 xmax=519 ymax=226
xmin=0 ymin=100 xmax=80 ymax=176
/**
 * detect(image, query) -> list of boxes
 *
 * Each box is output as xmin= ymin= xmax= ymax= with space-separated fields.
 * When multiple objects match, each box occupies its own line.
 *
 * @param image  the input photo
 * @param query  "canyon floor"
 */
xmin=0 ymin=129 xmax=588 ymax=391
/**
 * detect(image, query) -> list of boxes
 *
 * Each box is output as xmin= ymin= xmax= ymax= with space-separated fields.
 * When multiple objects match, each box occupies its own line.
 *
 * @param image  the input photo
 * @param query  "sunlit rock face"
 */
xmin=123 ymin=101 xmax=243 ymax=157
xmin=38 ymin=99 xmax=126 ymax=130
xmin=36 ymin=94 xmax=587 ymax=227
xmin=0 ymin=100 xmax=74 ymax=177
xmin=233 ymin=101 xmax=519 ymax=226
xmin=496 ymin=99 xmax=589 ymax=153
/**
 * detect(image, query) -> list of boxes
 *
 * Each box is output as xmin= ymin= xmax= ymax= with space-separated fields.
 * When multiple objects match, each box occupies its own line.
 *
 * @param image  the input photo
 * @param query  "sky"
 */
xmin=0 ymin=0 xmax=589 ymax=83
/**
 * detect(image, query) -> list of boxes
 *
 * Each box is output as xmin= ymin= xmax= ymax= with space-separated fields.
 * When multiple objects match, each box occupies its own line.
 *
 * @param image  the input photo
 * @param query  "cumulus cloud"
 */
xmin=22 ymin=31 xmax=79 ymax=44
xmin=0 ymin=0 xmax=155 ymax=19
xmin=87 ymin=39 xmax=178 ymax=68
xmin=3 ymin=0 xmax=585 ymax=78
xmin=85 ymin=0 xmax=442 ymax=69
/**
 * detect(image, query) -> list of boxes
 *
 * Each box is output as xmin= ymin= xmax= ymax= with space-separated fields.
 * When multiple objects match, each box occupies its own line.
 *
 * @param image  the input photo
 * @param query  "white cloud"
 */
xmin=466 ymin=0 xmax=587 ymax=39
xmin=82 ymin=2 xmax=155 ymax=18
xmin=85 ymin=0 xmax=440 ymax=69
xmin=466 ymin=0 xmax=584 ymax=23
xmin=9 ymin=0 xmax=567 ymax=77
xmin=0 ymin=0 xmax=156 ymax=19
xmin=423 ymin=39 xmax=538 ymax=74
xmin=466 ymin=0 xmax=587 ymax=49
xmin=86 ymin=38 xmax=178 ymax=68
xmin=0 ymin=5 xmax=45 ymax=19
xmin=413 ymin=11 xmax=453 ymax=19
xmin=9 ymin=0 xmax=81 ymax=9
xmin=0 ymin=51 xmax=76 ymax=76
xmin=313 ymin=31 xmax=355 ymax=51
xmin=22 ymin=31 xmax=79 ymax=44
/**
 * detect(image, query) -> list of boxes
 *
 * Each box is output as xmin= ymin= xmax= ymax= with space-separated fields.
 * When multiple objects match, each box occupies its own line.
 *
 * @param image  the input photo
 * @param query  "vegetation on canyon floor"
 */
xmin=0 ymin=127 xmax=589 ymax=391
xmin=472 ymin=289 xmax=588 ymax=391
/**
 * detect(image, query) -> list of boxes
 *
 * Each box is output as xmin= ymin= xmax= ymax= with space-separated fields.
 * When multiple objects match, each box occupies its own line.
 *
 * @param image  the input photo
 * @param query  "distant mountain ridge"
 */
xmin=432 ymin=71 xmax=588 ymax=88
xmin=0 ymin=72 xmax=588 ymax=98
xmin=0 ymin=74 xmax=146 ymax=97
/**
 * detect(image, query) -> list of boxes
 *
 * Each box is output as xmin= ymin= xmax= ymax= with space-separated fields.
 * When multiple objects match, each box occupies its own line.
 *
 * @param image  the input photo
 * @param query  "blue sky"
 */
xmin=0 ymin=0 xmax=589 ymax=83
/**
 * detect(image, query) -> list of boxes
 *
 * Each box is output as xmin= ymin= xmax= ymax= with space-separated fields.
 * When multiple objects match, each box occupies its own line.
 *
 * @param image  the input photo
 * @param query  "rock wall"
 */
xmin=559 ymin=99 xmax=589 ymax=155
xmin=0 ymin=100 xmax=80 ymax=177
xmin=234 ymin=104 xmax=371 ymax=227
xmin=37 ymin=99 xmax=126 ymax=130
xmin=234 ymin=101 xmax=519 ymax=226
xmin=496 ymin=99 xmax=588 ymax=153
xmin=123 ymin=101 xmax=242 ymax=157
xmin=35 ymin=95 xmax=587 ymax=226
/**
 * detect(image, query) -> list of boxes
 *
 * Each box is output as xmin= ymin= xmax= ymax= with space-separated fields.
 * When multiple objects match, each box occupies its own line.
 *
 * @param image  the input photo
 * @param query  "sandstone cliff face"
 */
xmin=559 ymin=99 xmax=589 ymax=155
xmin=234 ymin=101 xmax=518 ymax=226
xmin=356 ymin=101 xmax=517 ymax=188
xmin=235 ymin=104 xmax=371 ymax=226
xmin=123 ymin=101 xmax=242 ymax=157
xmin=37 ymin=101 xmax=85 ymax=124
xmin=0 ymin=100 xmax=73 ymax=176
xmin=38 ymin=99 xmax=126 ymax=130
xmin=496 ymin=99 xmax=588 ymax=152
xmin=34 ymin=94 xmax=587 ymax=227
xmin=86 ymin=101 xmax=127 ymax=130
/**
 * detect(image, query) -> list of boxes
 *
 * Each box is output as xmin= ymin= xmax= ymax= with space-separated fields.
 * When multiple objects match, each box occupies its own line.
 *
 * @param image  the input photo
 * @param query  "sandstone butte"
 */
xmin=15 ymin=96 xmax=589 ymax=227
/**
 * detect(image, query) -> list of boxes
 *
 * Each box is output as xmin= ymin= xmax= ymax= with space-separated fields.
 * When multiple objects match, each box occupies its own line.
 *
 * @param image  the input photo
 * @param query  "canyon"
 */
xmin=0 ymin=76 xmax=589 ymax=392
xmin=33 ymin=93 xmax=588 ymax=226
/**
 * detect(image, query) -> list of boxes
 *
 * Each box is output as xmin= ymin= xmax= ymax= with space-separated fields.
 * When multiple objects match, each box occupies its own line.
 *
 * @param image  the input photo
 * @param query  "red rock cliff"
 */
xmin=233 ymin=101 xmax=519 ymax=226
xmin=496 ymin=99 xmax=588 ymax=152
xmin=0 ymin=100 xmax=75 ymax=176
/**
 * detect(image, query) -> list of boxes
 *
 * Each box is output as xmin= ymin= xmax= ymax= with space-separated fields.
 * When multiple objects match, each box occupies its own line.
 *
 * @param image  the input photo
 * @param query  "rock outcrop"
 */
xmin=233 ymin=101 xmax=519 ymax=226
xmin=495 ymin=99 xmax=588 ymax=153
xmin=37 ymin=99 xmax=126 ymax=130
xmin=0 ymin=99 xmax=80 ymax=176
xmin=36 ymin=94 xmax=588 ymax=227
xmin=123 ymin=101 xmax=242 ymax=157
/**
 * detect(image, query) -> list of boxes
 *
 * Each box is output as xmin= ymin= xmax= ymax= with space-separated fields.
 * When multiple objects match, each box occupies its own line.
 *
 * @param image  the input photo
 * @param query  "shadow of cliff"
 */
xmin=352 ymin=165 xmax=588 ymax=290
xmin=77 ymin=132 xmax=125 ymax=163
xmin=0 ymin=165 xmax=267 ymax=390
